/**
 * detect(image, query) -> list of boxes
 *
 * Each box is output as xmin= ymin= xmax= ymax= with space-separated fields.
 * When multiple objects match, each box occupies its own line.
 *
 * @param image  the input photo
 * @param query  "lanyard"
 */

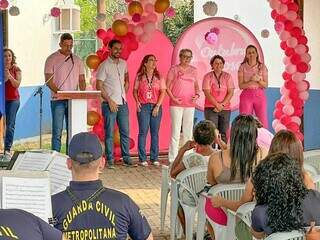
xmin=213 ymin=71 xmax=222 ymax=88
xmin=145 ymin=72 xmax=154 ymax=90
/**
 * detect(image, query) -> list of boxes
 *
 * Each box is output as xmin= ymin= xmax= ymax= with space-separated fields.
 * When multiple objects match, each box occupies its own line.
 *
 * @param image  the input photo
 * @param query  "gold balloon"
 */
xmin=154 ymin=0 xmax=170 ymax=14
xmin=128 ymin=1 xmax=143 ymax=16
xmin=86 ymin=54 xmax=101 ymax=70
xmin=87 ymin=111 xmax=101 ymax=126
xmin=112 ymin=19 xmax=128 ymax=37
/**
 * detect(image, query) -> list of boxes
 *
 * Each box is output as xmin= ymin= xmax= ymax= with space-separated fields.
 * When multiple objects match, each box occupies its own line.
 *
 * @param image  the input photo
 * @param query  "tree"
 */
xmin=163 ymin=0 xmax=194 ymax=44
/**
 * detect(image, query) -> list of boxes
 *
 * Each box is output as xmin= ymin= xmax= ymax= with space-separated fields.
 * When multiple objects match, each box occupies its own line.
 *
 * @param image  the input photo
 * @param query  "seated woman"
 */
xmin=170 ymin=120 xmax=224 ymax=178
xmin=212 ymin=130 xmax=314 ymax=213
xmin=251 ymin=153 xmax=320 ymax=239
xmin=207 ymin=114 xmax=268 ymax=185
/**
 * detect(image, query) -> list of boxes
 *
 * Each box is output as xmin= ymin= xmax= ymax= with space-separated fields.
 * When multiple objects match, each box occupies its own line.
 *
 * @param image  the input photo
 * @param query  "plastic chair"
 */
xmin=160 ymin=165 xmax=171 ymax=232
xmin=174 ymin=165 xmax=208 ymax=240
xmin=304 ymin=150 xmax=320 ymax=172
xmin=236 ymin=201 xmax=256 ymax=227
xmin=303 ymin=163 xmax=319 ymax=178
xmin=313 ymin=174 xmax=320 ymax=191
xmin=197 ymin=183 xmax=246 ymax=240
xmin=264 ymin=230 xmax=304 ymax=240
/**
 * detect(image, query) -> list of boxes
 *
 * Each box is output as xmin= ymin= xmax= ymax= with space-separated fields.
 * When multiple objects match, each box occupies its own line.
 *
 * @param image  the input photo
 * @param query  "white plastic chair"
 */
xmin=264 ymin=230 xmax=305 ymax=240
xmin=313 ymin=174 xmax=320 ymax=191
xmin=197 ymin=183 xmax=246 ymax=240
xmin=303 ymin=163 xmax=319 ymax=178
xmin=304 ymin=150 xmax=320 ymax=172
xmin=174 ymin=165 xmax=207 ymax=240
xmin=160 ymin=165 xmax=171 ymax=231
xmin=236 ymin=201 xmax=256 ymax=227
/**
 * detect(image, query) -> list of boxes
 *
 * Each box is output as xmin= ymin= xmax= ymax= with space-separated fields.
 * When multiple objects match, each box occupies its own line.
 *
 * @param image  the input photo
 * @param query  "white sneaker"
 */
xmin=139 ymin=161 xmax=148 ymax=167
xmin=3 ymin=151 xmax=12 ymax=162
xmin=151 ymin=161 xmax=160 ymax=166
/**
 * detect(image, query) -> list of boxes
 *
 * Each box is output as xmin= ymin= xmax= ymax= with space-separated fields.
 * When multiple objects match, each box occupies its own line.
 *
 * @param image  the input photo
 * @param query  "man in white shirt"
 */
xmin=96 ymin=40 xmax=134 ymax=168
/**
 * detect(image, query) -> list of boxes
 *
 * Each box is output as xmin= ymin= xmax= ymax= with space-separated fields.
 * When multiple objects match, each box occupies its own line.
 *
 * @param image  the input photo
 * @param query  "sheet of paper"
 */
xmin=1 ymin=174 xmax=52 ymax=222
xmin=47 ymin=153 xmax=71 ymax=195
xmin=12 ymin=152 xmax=54 ymax=171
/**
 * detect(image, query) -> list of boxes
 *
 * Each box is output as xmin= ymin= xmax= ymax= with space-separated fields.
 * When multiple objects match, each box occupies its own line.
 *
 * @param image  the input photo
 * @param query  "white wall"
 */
xmin=8 ymin=0 xmax=60 ymax=87
xmin=194 ymin=0 xmax=318 ymax=89
xmin=304 ymin=0 xmax=320 ymax=89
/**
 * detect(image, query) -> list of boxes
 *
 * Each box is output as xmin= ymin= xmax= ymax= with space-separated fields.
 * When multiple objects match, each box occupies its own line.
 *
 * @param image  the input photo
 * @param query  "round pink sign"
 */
xmin=173 ymin=17 xmax=264 ymax=110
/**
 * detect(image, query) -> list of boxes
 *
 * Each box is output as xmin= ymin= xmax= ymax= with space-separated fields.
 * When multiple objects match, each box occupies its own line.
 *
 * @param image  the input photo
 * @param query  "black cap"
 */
xmin=68 ymin=132 xmax=102 ymax=164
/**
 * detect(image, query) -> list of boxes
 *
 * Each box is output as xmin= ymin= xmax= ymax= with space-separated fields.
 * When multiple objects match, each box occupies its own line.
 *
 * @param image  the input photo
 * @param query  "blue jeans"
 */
xmin=5 ymin=100 xmax=20 ymax=151
xmin=137 ymin=104 xmax=162 ymax=162
xmin=102 ymin=102 xmax=131 ymax=165
xmin=51 ymin=100 xmax=68 ymax=152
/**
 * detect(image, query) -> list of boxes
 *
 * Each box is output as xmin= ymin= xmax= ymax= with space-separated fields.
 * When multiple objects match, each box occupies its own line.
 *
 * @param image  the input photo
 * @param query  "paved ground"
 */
xmin=100 ymin=157 xmax=171 ymax=240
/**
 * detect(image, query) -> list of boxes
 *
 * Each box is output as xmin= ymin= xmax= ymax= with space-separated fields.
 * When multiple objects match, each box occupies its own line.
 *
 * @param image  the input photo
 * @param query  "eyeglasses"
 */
xmin=181 ymin=55 xmax=192 ymax=59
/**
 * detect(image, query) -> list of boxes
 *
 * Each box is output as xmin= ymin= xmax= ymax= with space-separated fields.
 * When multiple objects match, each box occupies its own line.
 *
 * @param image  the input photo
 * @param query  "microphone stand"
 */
xmin=33 ymin=54 xmax=71 ymax=149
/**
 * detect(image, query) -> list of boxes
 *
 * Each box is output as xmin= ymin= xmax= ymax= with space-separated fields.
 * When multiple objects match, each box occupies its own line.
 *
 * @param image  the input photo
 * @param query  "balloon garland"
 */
xmin=269 ymin=0 xmax=311 ymax=141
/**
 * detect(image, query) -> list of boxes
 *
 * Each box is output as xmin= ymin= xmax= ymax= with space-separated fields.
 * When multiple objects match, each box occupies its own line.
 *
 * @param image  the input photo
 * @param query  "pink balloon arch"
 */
xmin=269 ymin=0 xmax=311 ymax=141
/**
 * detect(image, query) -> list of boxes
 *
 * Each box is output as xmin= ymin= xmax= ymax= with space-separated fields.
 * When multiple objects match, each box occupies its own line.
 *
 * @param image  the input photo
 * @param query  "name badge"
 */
xmin=146 ymin=91 xmax=152 ymax=100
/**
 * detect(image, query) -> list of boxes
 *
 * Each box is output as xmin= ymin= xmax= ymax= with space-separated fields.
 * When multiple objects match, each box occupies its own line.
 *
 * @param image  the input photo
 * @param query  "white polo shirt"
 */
xmin=96 ymin=57 xmax=128 ymax=105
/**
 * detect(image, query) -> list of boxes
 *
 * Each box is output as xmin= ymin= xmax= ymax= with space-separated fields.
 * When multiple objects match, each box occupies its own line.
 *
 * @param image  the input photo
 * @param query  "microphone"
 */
xmin=70 ymin=53 xmax=74 ymax=65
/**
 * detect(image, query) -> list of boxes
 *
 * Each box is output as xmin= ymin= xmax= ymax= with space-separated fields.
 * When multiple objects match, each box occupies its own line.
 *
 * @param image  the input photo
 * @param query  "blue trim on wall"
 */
xmin=14 ymin=86 xmax=320 ymax=150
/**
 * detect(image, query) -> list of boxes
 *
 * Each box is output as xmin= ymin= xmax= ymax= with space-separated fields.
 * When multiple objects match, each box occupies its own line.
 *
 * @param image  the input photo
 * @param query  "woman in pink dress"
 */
xmin=238 ymin=45 xmax=268 ymax=128
xmin=133 ymin=54 xmax=166 ymax=166
xmin=166 ymin=49 xmax=200 ymax=162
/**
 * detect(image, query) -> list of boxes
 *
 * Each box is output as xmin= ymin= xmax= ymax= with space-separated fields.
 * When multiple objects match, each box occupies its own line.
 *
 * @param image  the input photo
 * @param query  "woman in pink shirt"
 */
xmin=166 ymin=49 xmax=200 ymax=162
xmin=203 ymin=55 xmax=234 ymax=143
xmin=133 ymin=54 xmax=166 ymax=166
xmin=238 ymin=45 xmax=268 ymax=128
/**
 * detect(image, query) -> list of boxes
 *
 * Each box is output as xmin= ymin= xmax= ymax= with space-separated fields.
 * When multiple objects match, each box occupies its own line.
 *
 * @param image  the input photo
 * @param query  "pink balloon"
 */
xmin=294 ymin=44 xmax=307 ymax=54
xmin=143 ymin=21 xmax=156 ymax=34
xmin=133 ymin=25 xmax=144 ymax=36
xmin=96 ymin=28 xmax=108 ymax=40
xmin=113 ymin=13 xmax=123 ymax=20
xmin=276 ymin=4 xmax=288 ymax=14
xmin=274 ymin=22 xmax=285 ymax=33
xmin=300 ymin=53 xmax=311 ymax=63
xmin=139 ymin=33 xmax=152 ymax=43
xmin=291 ymin=116 xmax=301 ymax=125
xmin=285 ymin=11 xmax=298 ymax=21
xmin=292 ymin=19 xmax=303 ymax=28
xmin=292 ymin=72 xmax=305 ymax=82
xmin=283 ymin=104 xmax=294 ymax=115
xmin=280 ymin=95 xmax=292 ymax=105
xmin=299 ymin=91 xmax=309 ymax=101
xmin=275 ymin=123 xmax=287 ymax=132
xmin=297 ymin=62 xmax=309 ymax=73
xmin=132 ymin=13 xmax=141 ymax=22
xmin=147 ymin=13 xmax=158 ymax=22
xmin=296 ymin=81 xmax=308 ymax=92
xmin=286 ymin=37 xmax=298 ymax=48
xmin=272 ymin=119 xmax=280 ymax=129
xmin=144 ymin=3 xmax=154 ymax=13
xmin=280 ymin=86 xmax=290 ymax=95
xmin=279 ymin=30 xmax=290 ymax=41
xmin=283 ymin=56 xmax=291 ymax=65
xmin=269 ymin=0 xmax=281 ymax=10
xmin=285 ymin=64 xmax=296 ymax=74
xmin=127 ymin=24 xmax=134 ymax=32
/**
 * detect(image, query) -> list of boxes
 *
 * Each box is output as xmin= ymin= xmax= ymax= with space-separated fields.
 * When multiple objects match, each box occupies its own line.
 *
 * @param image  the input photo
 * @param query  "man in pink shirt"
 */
xmin=44 ymin=33 xmax=86 ymax=152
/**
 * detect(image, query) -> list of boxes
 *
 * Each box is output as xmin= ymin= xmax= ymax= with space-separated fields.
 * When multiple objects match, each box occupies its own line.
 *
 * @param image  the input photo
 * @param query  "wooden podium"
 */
xmin=56 ymin=91 xmax=101 ymax=142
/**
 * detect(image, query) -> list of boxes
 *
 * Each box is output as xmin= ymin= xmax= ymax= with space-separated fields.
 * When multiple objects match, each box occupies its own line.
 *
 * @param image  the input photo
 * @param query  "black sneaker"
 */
xmin=123 ymin=162 xmax=138 ymax=167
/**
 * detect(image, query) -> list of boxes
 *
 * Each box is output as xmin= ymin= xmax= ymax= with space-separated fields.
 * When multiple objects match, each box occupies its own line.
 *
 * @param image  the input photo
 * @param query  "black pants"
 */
xmin=204 ymin=108 xmax=231 ymax=143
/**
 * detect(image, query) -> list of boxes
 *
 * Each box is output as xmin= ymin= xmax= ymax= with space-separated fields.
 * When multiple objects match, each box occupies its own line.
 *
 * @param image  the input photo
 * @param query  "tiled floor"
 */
xmin=100 ymin=158 xmax=171 ymax=240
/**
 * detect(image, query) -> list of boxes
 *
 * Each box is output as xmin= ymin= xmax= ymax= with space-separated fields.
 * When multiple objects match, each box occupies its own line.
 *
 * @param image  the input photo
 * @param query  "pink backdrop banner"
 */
xmin=173 ymin=17 xmax=264 ymax=110
xmin=127 ymin=30 xmax=173 ymax=153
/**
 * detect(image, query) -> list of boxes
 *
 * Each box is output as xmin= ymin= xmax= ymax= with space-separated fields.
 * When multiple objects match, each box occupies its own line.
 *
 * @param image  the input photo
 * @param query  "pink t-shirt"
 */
xmin=44 ymin=51 xmax=85 ymax=99
xmin=134 ymin=74 xmax=166 ymax=104
xmin=166 ymin=65 xmax=199 ymax=107
xmin=238 ymin=62 xmax=268 ymax=90
xmin=202 ymin=71 xmax=234 ymax=110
